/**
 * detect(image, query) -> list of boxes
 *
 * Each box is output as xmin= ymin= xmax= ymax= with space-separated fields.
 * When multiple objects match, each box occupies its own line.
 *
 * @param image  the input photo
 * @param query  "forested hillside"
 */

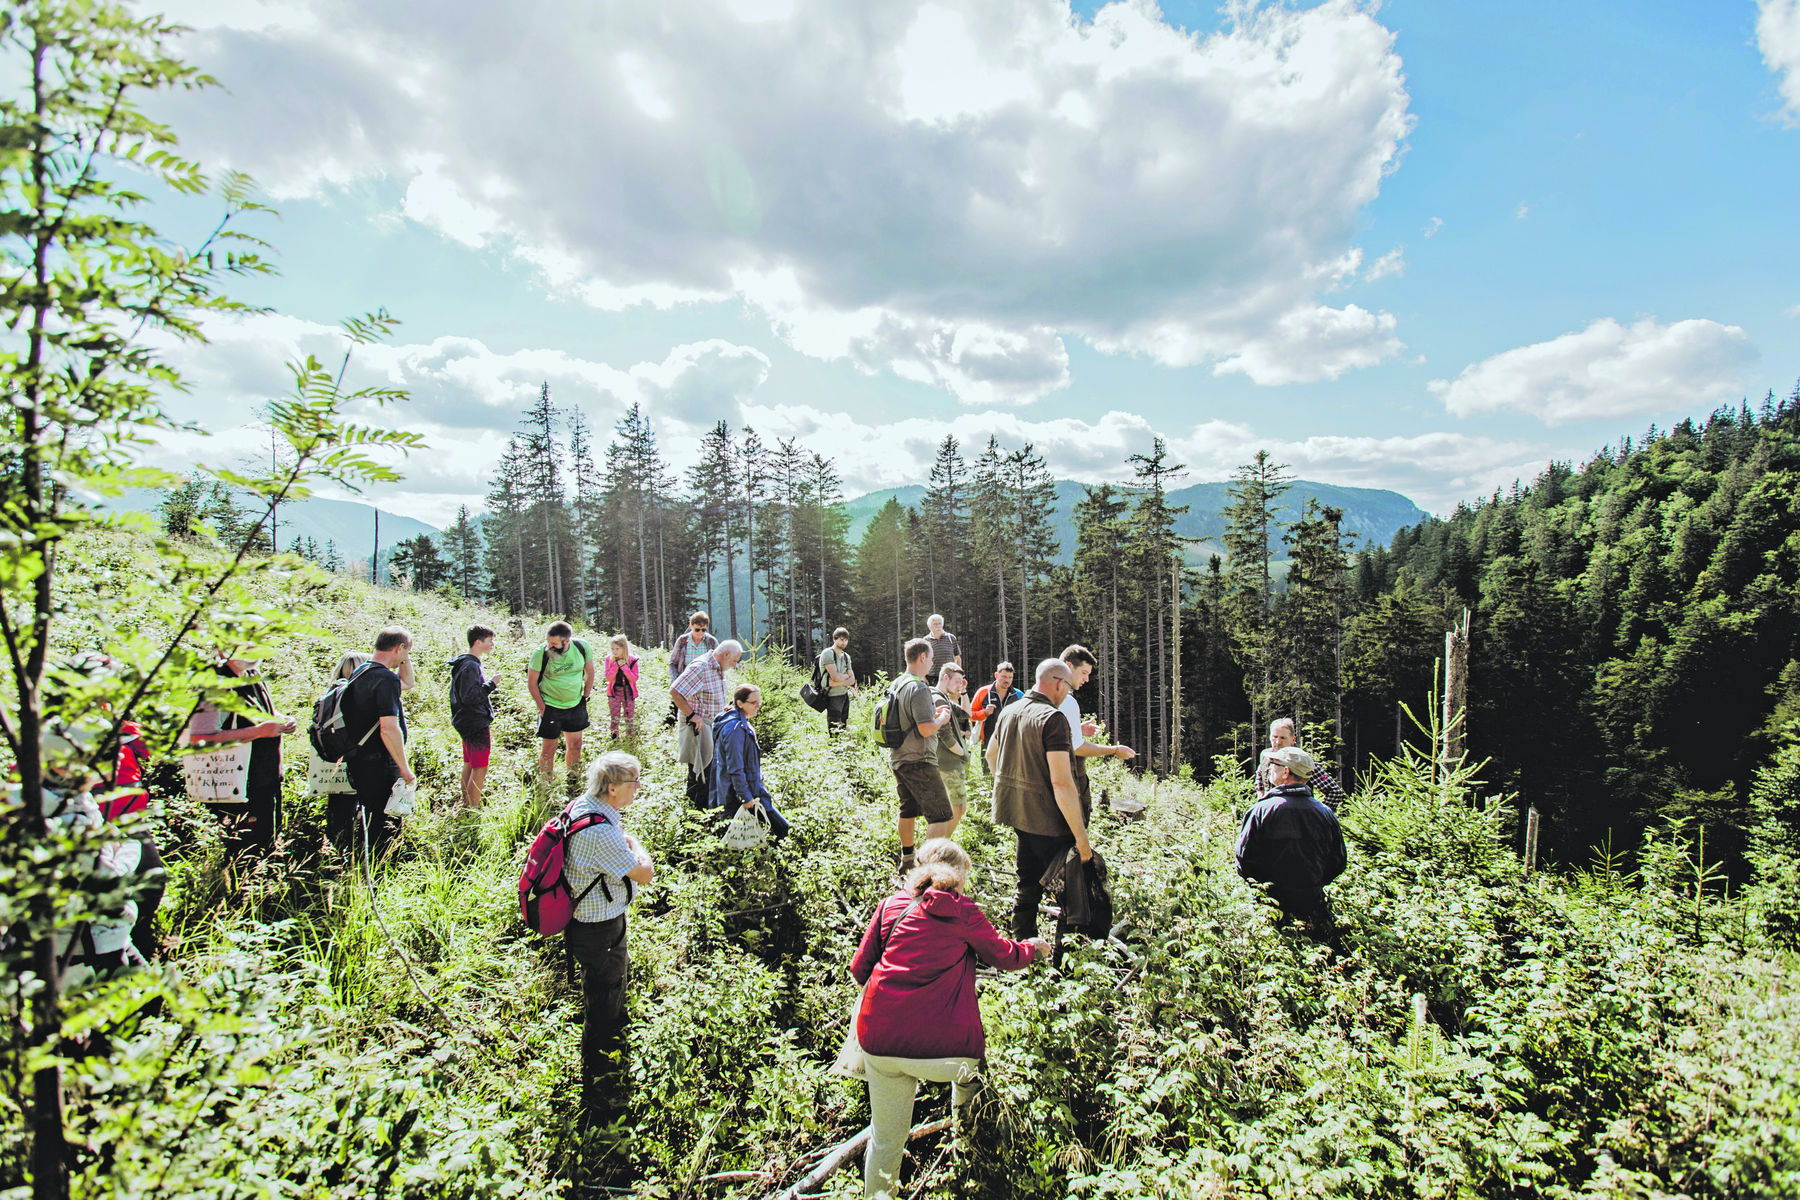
xmin=1330 ymin=397 xmax=1800 ymax=864
xmin=7 ymin=528 xmax=1800 ymax=1198
xmin=252 ymin=388 xmax=1800 ymax=871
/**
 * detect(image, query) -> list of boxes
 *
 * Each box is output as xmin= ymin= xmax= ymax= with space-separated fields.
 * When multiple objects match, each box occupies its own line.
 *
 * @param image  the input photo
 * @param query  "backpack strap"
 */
xmin=873 ymin=893 xmax=929 ymax=964
xmin=565 ymin=809 xmax=631 ymax=908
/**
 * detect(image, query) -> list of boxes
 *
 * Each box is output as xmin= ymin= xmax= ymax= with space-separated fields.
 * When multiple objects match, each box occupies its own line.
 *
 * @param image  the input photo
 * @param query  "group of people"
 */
xmin=41 ymin=605 xmax=1348 ymax=1199
xmin=554 ymin=611 xmax=1349 ymax=1197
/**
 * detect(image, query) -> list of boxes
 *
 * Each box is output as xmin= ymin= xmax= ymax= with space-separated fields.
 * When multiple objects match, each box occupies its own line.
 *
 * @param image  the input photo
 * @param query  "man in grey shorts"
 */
xmin=889 ymin=637 xmax=954 ymax=874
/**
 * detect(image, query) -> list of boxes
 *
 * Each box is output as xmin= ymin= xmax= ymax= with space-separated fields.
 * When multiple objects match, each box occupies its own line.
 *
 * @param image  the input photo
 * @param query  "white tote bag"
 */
xmin=305 ymin=748 xmax=356 ymax=796
xmin=183 ymin=744 xmax=252 ymax=804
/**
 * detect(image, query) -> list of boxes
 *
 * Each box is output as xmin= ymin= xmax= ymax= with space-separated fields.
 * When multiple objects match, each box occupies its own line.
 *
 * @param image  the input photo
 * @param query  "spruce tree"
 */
xmin=1127 ymin=437 xmax=1191 ymax=771
xmin=1222 ymin=450 xmax=1293 ymax=740
xmin=442 ymin=504 xmax=484 ymax=598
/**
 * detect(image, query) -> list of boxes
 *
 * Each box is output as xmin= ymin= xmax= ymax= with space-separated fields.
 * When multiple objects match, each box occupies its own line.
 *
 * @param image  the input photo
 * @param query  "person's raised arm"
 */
xmin=1047 ymin=750 xmax=1091 ymax=861
xmin=396 ymin=657 xmax=415 ymax=692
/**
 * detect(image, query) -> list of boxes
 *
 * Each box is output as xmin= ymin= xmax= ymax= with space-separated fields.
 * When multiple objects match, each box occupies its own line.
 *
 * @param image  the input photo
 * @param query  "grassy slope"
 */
xmin=23 ymin=527 xmax=1800 ymax=1198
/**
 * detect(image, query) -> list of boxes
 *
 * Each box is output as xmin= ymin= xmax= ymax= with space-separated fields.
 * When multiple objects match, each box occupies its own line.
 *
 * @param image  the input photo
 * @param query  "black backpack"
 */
xmin=799 ymin=656 xmax=828 ymax=712
xmin=310 ymin=662 xmax=380 ymax=763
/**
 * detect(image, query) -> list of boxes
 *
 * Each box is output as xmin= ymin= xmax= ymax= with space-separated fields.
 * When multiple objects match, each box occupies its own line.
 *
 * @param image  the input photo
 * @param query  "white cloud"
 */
xmin=1514 ymin=202 xmax=1530 ymax=220
xmin=1784 ymin=302 xmax=1800 ymax=318
xmin=143 ymin=314 xmax=774 ymax=524
xmin=1758 ymin=0 xmax=1800 ymax=123
xmin=1364 ymin=247 xmax=1404 ymax=281
xmin=1422 ymin=216 xmax=1443 ymax=238
xmin=162 ymin=0 xmax=1413 ymax=400
xmin=141 ymin=313 xmax=1538 ymax=523
xmin=1429 ymin=317 xmax=1759 ymax=425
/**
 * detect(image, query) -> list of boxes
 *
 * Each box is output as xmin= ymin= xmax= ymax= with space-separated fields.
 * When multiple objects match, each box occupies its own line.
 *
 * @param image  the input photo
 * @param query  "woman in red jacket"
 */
xmin=851 ymin=839 xmax=1048 ymax=1197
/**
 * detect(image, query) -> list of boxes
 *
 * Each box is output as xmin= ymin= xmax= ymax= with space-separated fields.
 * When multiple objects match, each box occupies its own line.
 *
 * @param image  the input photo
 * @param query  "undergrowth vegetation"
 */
xmin=5 ymin=526 xmax=1800 ymax=1198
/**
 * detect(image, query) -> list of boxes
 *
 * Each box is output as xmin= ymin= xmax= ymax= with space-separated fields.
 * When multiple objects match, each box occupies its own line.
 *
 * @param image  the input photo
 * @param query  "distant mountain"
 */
xmin=103 ymin=488 xmax=440 ymax=561
xmin=843 ymin=478 xmax=1427 ymax=564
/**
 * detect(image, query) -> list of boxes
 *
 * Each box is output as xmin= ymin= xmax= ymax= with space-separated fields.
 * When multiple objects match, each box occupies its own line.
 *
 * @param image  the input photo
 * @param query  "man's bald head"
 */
xmin=1035 ymin=658 xmax=1072 ymax=693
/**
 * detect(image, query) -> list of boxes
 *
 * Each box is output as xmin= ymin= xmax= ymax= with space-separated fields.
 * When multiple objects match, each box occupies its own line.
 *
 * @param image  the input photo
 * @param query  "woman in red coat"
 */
xmin=850 ymin=839 xmax=1047 ymax=1197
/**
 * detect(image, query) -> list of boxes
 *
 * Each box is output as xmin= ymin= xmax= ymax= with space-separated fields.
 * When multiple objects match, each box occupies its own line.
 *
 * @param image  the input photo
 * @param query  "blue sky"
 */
xmin=140 ymin=0 xmax=1800 ymax=526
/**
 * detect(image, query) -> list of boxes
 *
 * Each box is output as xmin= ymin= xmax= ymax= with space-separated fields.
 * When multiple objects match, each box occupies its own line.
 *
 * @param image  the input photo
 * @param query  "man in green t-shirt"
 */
xmin=817 ymin=626 xmax=854 ymax=734
xmin=528 ymin=620 xmax=596 ymax=783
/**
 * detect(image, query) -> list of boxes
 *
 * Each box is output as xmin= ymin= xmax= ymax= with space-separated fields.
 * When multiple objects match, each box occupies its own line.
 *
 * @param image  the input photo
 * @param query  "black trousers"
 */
xmin=567 ymin=914 xmax=630 ymax=1119
xmin=685 ymin=763 xmax=710 ymax=810
xmin=330 ymin=757 xmax=400 ymax=860
xmin=1011 ymin=829 xmax=1075 ymax=940
xmin=131 ymin=835 xmax=165 ymax=962
xmin=208 ymin=785 xmax=280 ymax=858
xmin=824 ymin=694 xmax=850 ymax=734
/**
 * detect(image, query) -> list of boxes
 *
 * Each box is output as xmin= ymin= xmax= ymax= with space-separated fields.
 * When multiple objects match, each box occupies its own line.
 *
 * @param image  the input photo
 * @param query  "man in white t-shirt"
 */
xmin=1058 ymin=644 xmax=1135 ymax=815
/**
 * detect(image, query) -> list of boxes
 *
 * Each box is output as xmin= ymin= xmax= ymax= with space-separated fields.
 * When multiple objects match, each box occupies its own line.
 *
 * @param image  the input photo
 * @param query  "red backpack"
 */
xmin=519 ymin=802 xmax=628 ymax=935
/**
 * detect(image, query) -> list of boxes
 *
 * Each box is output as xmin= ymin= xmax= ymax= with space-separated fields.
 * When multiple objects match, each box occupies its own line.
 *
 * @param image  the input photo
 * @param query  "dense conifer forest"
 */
xmin=274 ymin=387 xmax=1800 ymax=869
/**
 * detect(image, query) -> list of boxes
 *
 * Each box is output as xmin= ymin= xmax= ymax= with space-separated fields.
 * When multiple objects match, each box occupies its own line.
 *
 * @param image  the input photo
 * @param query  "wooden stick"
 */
xmin=772 ymin=1117 xmax=954 ymax=1200
xmin=695 ymin=1170 xmax=771 ymax=1184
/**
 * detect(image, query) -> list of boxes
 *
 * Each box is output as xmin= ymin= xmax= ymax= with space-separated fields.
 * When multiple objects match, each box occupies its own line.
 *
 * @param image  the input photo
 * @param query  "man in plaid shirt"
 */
xmin=1256 ymin=718 xmax=1348 ymax=809
xmin=671 ymin=638 xmax=744 ymax=807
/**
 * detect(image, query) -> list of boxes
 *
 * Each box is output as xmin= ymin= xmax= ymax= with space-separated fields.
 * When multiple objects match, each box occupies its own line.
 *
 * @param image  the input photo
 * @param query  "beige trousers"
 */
xmin=862 ymin=1052 xmax=979 ymax=1198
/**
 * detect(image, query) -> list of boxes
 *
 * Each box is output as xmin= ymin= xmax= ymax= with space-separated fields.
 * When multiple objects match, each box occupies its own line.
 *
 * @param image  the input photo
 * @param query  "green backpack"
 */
xmin=871 ymin=682 xmax=911 ymax=749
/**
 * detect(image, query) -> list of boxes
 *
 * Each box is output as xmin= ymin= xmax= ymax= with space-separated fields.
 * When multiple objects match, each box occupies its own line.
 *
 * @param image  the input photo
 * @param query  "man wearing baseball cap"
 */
xmin=1235 ymin=745 xmax=1347 ymax=933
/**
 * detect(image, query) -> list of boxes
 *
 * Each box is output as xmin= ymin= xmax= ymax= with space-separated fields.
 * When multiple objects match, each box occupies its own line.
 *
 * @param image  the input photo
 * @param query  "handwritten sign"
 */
xmin=183 ymin=744 xmax=252 ymax=803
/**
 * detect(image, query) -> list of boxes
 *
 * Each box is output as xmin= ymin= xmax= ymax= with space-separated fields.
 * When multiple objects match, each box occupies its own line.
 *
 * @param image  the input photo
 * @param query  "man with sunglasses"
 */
xmin=663 ymin=611 xmax=718 ymax=728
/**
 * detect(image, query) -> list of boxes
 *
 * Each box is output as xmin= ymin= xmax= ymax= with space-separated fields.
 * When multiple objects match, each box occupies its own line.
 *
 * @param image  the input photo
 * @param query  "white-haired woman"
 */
xmin=566 ymin=750 xmax=655 ymax=1122
xmin=851 ymin=839 xmax=1048 ymax=1197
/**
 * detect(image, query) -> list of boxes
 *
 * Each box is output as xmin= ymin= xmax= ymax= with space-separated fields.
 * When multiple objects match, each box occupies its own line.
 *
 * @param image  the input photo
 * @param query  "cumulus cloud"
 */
xmin=1165 ymin=421 xmax=1552 ymax=513
xmin=160 ymin=0 xmax=1412 ymax=400
xmin=1429 ymin=317 xmax=1758 ymax=426
xmin=1758 ymin=0 xmax=1800 ymax=123
xmin=1364 ymin=248 xmax=1405 ymax=281
xmin=144 ymin=315 xmax=772 ymax=524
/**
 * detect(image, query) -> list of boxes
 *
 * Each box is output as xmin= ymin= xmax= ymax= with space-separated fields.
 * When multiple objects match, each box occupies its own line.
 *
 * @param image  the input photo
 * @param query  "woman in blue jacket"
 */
xmin=709 ymin=685 xmax=790 ymax=837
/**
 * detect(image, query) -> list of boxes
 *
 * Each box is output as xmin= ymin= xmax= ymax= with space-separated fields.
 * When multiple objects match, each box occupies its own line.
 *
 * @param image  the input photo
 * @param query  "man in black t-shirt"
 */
xmin=331 ymin=625 xmax=415 ymax=860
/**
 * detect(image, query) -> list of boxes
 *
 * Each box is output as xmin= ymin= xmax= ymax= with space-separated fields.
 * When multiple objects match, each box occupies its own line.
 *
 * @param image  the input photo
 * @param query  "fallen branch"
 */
xmin=772 ymin=1117 xmax=953 ymax=1200
xmin=697 ymin=1170 xmax=771 ymax=1185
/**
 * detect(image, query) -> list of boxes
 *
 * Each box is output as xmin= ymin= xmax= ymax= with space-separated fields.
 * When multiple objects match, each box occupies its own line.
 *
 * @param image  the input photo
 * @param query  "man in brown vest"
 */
xmin=986 ymin=658 xmax=1094 ymax=939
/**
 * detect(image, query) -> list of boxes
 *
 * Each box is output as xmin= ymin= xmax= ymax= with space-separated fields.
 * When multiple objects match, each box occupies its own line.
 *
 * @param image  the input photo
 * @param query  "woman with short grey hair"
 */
xmin=566 ymin=750 xmax=655 ymax=1123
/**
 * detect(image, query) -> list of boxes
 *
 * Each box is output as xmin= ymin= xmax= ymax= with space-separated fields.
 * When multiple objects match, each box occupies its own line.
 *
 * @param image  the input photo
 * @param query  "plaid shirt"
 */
xmin=672 ymin=652 xmax=731 ymax=724
xmin=565 ymin=798 xmax=640 ymax=923
xmin=1257 ymin=750 xmax=1348 ymax=809
xmin=670 ymin=632 xmax=717 ymax=677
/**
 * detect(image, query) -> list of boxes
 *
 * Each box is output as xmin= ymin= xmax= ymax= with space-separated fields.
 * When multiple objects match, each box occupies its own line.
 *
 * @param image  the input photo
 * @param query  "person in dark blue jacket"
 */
xmin=709 ymin=684 xmax=790 ymax=838
xmin=1235 ymin=746 xmax=1346 ymax=927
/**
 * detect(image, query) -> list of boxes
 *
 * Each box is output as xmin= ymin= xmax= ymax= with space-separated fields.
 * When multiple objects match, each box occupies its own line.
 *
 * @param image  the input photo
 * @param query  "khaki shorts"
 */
xmin=893 ymin=760 xmax=952 ymax=823
xmin=941 ymin=765 xmax=968 ymax=809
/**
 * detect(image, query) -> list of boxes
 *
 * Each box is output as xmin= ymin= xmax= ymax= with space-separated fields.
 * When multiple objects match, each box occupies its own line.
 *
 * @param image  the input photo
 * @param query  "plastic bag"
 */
xmin=830 ymin=996 xmax=867 ymax=1079
xmin=386 ymin=776 xmax=417 ymax=816
xmin=721 ymin=803 xmax=770 ymax=850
